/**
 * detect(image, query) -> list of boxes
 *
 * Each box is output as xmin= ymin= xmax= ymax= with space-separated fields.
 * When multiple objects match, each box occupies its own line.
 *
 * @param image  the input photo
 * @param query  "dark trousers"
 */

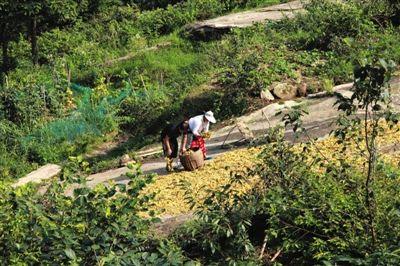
xmin=162 ymin=137 xmax=178 ymax=158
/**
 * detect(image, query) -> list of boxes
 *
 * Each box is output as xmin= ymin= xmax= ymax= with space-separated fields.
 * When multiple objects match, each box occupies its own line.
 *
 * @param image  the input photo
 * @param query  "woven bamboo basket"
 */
xmin=179 ymin=149 xmax=204 ymax=171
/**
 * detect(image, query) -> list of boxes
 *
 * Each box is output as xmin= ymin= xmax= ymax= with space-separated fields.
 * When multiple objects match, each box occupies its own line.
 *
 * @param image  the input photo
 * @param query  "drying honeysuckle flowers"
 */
xmin=142 ymin=122 xmax=400 ymax=216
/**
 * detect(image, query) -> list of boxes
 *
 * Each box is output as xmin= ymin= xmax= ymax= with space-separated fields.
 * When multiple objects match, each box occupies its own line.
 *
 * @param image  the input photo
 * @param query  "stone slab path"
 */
xmin=187 ymin=0 xmax=304 ymax=32
xmin=12 ymin=164 xmax=62 ymax=188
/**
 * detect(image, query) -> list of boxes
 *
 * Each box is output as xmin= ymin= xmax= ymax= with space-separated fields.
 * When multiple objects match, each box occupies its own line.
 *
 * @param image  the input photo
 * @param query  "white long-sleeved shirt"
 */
xmin=188 ymin=115 xmax=209 ymax=136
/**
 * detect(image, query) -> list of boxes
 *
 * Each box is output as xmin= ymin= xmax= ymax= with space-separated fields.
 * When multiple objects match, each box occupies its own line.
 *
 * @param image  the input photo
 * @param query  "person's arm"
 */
xmin=163 ymin=135 xmax=172 ymax=156
xmin=180 ymin=121 xmax=189 ymax=154
xmin=191 ymin=119 xmax=201 ymax=137
xmin=180 ymin=133 xmax=187 ymax=154
xmin=204 ymin=120 xmax=210 ymax=133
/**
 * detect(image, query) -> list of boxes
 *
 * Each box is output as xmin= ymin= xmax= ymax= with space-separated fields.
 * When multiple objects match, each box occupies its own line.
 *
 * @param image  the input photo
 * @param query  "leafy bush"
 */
xmin=357 ymin=0 xmax=400 ymax=26
xmin=175 ymin=175 xmax=259 ymax=264
xmin=174 ymin=60 xmax=400 ymax=264
xmin=274 ymin=0 xmax=374 ymax=50
xmin=137 ymin=5 xmax=194 ymax=37
xmin=0 ymin=70 xmax=66 ymax=127
xmin=0 ymin=164 xmax=191 ymax=264
xmin=254 ymin=138 xmax=400 ymax=264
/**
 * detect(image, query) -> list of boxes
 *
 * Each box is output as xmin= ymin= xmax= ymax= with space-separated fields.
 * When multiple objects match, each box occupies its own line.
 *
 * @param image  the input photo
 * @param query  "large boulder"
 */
xmin=272 ymin=82 xmax=297 ymax=100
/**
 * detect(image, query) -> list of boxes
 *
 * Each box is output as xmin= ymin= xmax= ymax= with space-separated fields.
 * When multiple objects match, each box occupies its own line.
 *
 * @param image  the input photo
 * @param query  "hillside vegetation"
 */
xmin=1 ymin=0 xmax=291 ymax=179
xmin=1 ymin=0 xmax=400 ymax=264
xmin=1 ymin=0 xmax=400 ymax=179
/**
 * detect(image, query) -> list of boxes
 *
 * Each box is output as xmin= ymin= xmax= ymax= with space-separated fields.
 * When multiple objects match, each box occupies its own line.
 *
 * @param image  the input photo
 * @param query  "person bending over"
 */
xmin=161 ymin=119 xmax=189 ymax=171
xmin=181 ymin=111 xmax=216 ymax=159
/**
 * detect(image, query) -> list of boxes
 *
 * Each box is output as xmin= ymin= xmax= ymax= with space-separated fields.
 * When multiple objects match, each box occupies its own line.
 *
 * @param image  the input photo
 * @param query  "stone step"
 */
xmin=12 ymin=164 xmax=61 ymax=188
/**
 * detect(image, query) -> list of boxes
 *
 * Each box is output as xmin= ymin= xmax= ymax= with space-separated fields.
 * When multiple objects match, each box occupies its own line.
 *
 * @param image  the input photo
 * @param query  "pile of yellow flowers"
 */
xmin=141 ymin=147 xmax=261 ymax=216
xmin=299 ymin=122 xmax=400 ymax=173
xmin=142 ymin=122 xmax=400 ymax=216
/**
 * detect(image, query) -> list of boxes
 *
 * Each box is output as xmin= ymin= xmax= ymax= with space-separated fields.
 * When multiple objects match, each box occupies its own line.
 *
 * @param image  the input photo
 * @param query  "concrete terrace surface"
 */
xmin=85 ymin=78 xmax=400 ymax=189
xmin=85 ymin=89 xmax=351 ymax=188
xmin=188 ymin=0 xmax=304 ymax=30
xmin=12 ymin=164 xmax=61 ymax=188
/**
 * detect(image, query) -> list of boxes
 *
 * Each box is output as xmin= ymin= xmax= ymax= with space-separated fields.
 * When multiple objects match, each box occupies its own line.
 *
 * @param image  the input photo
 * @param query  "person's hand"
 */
xmin=167 ymin=148 xmax=172 ymax=156
xmin=193 ymin=134 xmax=201 ymax=140
xmin=202 ymin=132 xmax=211 ymax=139
xmin=179 ymin=148 xmax=186 ymax=155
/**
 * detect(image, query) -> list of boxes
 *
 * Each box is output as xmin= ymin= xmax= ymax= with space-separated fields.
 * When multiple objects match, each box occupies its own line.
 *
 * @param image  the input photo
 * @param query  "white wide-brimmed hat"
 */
xmin=204 ymin=111 xmax=216 ymax=123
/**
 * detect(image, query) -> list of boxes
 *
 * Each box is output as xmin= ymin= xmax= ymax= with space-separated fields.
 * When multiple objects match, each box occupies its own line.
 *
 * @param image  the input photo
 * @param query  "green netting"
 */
xmin=21 ymin=83 xmax=132 ymax=147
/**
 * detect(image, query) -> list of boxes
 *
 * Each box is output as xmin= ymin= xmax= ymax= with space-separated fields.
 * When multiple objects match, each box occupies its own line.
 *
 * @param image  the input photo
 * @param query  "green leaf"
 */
xmin=64 ymin=248 xmax=76 ymax=260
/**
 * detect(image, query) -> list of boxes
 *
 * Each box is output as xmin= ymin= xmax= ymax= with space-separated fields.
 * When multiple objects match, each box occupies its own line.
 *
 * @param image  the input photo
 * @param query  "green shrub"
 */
xmin=357 ymin=0 xmax=400 ymax=26
xmin=0 ymin=164 xmax=191 ymax=264
xmin=119 ymin=85 xmax=173 ymax=136
xmin=175 ymin=61 xmax=400 ymax=264
xmin=274 ymin=0 xmax=374 ymax=50
xmin=175 ymin=175 xmax=259 ymax=264
xmin=0 ymin=121 xmax=33 ymax=179
xmin=0 ymin=71 xmax=66 ymax=127
xmin=136 ymin=4 xmax=194 ymax=37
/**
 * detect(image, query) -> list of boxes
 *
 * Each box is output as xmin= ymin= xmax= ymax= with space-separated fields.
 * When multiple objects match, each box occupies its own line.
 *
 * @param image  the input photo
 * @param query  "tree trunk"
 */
xmin=31 ymin=16 xmax=38 ymax=65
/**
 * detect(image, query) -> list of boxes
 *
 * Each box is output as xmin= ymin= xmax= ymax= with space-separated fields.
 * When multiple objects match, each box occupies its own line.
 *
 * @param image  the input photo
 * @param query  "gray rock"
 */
xmin=272 ymin=82 xmax=297 ymax=100
xmin=13 ymin=164 xmax=61 ymax=188
xmin=261 ymin=89 xmax=275 ymax=101
xmin=236 ymin=121 xmax=254 ymax=140
xmin=298 ymin=82 xmax=307 ymax=97
xmin=120 ymin=154 xmax=134 ymax=166
xmin=187 ymin=1 xmax=303 ymax=31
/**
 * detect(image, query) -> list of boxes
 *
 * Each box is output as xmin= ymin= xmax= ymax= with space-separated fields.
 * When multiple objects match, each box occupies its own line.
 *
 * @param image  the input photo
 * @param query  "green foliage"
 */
xmin=0 ymin=69 xmax=66 ymax=127
xmin=174 ymin=60 xmax=400 ymax=264
xmin=136 ymin=5 xmax=193 ymax=37
xmin=357 ymin=0 xmax=400 ymax=26
xmin=0 ymin=82 xmax=127 ymax=179
xmin=275 ymin=0 xmax=374 ymax=50
xmin=176 ymin=177 xmax=259 ymax=264
xmin=0 ymin=163 xmax=192 ymax=264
